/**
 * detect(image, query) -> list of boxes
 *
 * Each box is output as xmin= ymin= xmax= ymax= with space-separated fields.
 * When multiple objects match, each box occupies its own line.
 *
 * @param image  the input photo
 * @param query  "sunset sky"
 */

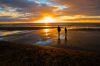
xmin=0 ymin=0 xmax=100 ymax=23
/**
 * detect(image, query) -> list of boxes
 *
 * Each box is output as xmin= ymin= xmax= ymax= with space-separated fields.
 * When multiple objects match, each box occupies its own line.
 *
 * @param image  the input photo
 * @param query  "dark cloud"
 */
xmin=54 ymin=0 xmax=100 ymax=15
xmin=0 ymin=2 xmax=46 ymax=21
xmin=0 ymin=0 xmax=54 ymax=12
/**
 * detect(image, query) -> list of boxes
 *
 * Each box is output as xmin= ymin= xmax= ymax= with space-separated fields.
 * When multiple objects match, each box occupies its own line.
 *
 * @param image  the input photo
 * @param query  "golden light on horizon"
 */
xmin=37 ymin=17 xmax=55 ymax=23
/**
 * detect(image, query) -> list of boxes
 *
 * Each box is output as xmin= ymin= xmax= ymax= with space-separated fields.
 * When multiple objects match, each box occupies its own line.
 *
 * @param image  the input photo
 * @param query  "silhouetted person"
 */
xmin=57 ymin=25 xmax=61 ymax=39
xmin=65 ymin=27 xmax=68 ymax=40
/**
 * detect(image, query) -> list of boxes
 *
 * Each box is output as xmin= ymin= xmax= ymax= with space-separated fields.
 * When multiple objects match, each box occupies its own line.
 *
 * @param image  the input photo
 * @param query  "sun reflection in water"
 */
xmin=44 ymin=29 xmax=49 ymax=36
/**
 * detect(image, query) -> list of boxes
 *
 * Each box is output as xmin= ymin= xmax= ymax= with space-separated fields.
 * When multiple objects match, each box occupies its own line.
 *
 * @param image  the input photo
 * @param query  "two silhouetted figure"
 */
xmin=57 ymin=26 xmax=68 ymax=40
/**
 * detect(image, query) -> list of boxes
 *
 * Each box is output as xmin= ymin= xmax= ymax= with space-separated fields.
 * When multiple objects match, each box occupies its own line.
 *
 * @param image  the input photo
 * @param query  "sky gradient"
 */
xmin=0 ymin=0 xmax=100 ymax=23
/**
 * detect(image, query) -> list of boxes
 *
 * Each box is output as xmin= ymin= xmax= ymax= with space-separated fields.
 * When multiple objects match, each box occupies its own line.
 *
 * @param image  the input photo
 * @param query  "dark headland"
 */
xmin=0 ymin=41 xmax=100 ymax=66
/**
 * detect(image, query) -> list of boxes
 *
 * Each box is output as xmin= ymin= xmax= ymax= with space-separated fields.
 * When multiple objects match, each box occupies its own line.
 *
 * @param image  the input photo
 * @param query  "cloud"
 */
xmin=0 ymin=0 xmax=100 ymax=22
xmin=54 ymin=0 xmax=100 ymax=15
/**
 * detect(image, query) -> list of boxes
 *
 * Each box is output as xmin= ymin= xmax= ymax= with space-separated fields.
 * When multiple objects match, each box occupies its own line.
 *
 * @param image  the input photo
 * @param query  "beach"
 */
xmin=0 ymin=0 xmax=100 ymax=65
xmin=0 ymin=41 xmax=100 ymax=66
xmin=0 ymin=25 xmax=100 ymax=66
xmin=0 ymin=26 xmax=100 ymax=51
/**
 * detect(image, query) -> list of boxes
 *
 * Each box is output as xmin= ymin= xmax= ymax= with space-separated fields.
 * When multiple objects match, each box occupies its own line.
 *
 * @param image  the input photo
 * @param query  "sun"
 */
xmin=37 ymin=17 xmax=55 ymax=23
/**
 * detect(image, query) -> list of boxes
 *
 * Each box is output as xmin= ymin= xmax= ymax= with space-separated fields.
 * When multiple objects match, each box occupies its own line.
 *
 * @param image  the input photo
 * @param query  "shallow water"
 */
xmin=0 ymin=28 xmax=100 ymax=51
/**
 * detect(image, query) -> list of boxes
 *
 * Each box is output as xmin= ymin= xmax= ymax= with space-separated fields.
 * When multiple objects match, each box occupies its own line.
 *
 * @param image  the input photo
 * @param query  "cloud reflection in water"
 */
xmin=36 ymin=39 xmax=53 ymax=46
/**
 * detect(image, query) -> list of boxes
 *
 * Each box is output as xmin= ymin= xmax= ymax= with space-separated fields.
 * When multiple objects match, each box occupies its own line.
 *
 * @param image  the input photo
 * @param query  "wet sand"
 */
xmin=0 ymin=41 xmax=100 ymax=66
xmin=1 ymin=27 xmax=100 ymax=52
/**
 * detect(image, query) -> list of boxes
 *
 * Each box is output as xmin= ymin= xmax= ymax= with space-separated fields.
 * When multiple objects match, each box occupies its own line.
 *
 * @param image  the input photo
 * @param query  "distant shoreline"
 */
xmin=0 ymin=26 xmax=100 ymax=31
xmin=0 ymin=27 xmax=57 ymax=30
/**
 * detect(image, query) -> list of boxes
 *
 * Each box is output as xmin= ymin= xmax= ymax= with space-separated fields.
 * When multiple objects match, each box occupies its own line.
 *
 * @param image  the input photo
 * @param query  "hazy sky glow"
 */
xmin=0 ymin=0 xmax=100 ymax=23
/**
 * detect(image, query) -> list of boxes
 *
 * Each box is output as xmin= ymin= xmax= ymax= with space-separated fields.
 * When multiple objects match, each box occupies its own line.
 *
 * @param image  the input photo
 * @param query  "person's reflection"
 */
xmin=65 ymin=27 xmax=68 ymax=46
xmin=57 ymin=35 xmax=68 ymax=48
xmin=65 ymin=37 xmax=67 ymax=44
xmin=57 ymin=38 xmax=61 ymax=46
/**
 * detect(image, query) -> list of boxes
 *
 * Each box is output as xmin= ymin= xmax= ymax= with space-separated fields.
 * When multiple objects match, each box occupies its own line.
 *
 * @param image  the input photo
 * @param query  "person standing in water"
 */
xmin=65 ymin=27 xmax=68 ymax=40
xmin=57 ymin=25 xmax=61 ymax=39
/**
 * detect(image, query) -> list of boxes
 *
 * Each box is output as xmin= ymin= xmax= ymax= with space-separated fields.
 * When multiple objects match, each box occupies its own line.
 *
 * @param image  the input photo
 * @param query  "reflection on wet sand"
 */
xmin=57 ymin=38 xmax=61 ymax=47
xmin=1 ymin=27 xmax=100 ymax=51
xmin=44 ymin=29 xmax=49 ymax=36
xmin=57 ymin=32 xmax=68 ymax=48
xmin=42 ymin=28 xmax=69 ymax=48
